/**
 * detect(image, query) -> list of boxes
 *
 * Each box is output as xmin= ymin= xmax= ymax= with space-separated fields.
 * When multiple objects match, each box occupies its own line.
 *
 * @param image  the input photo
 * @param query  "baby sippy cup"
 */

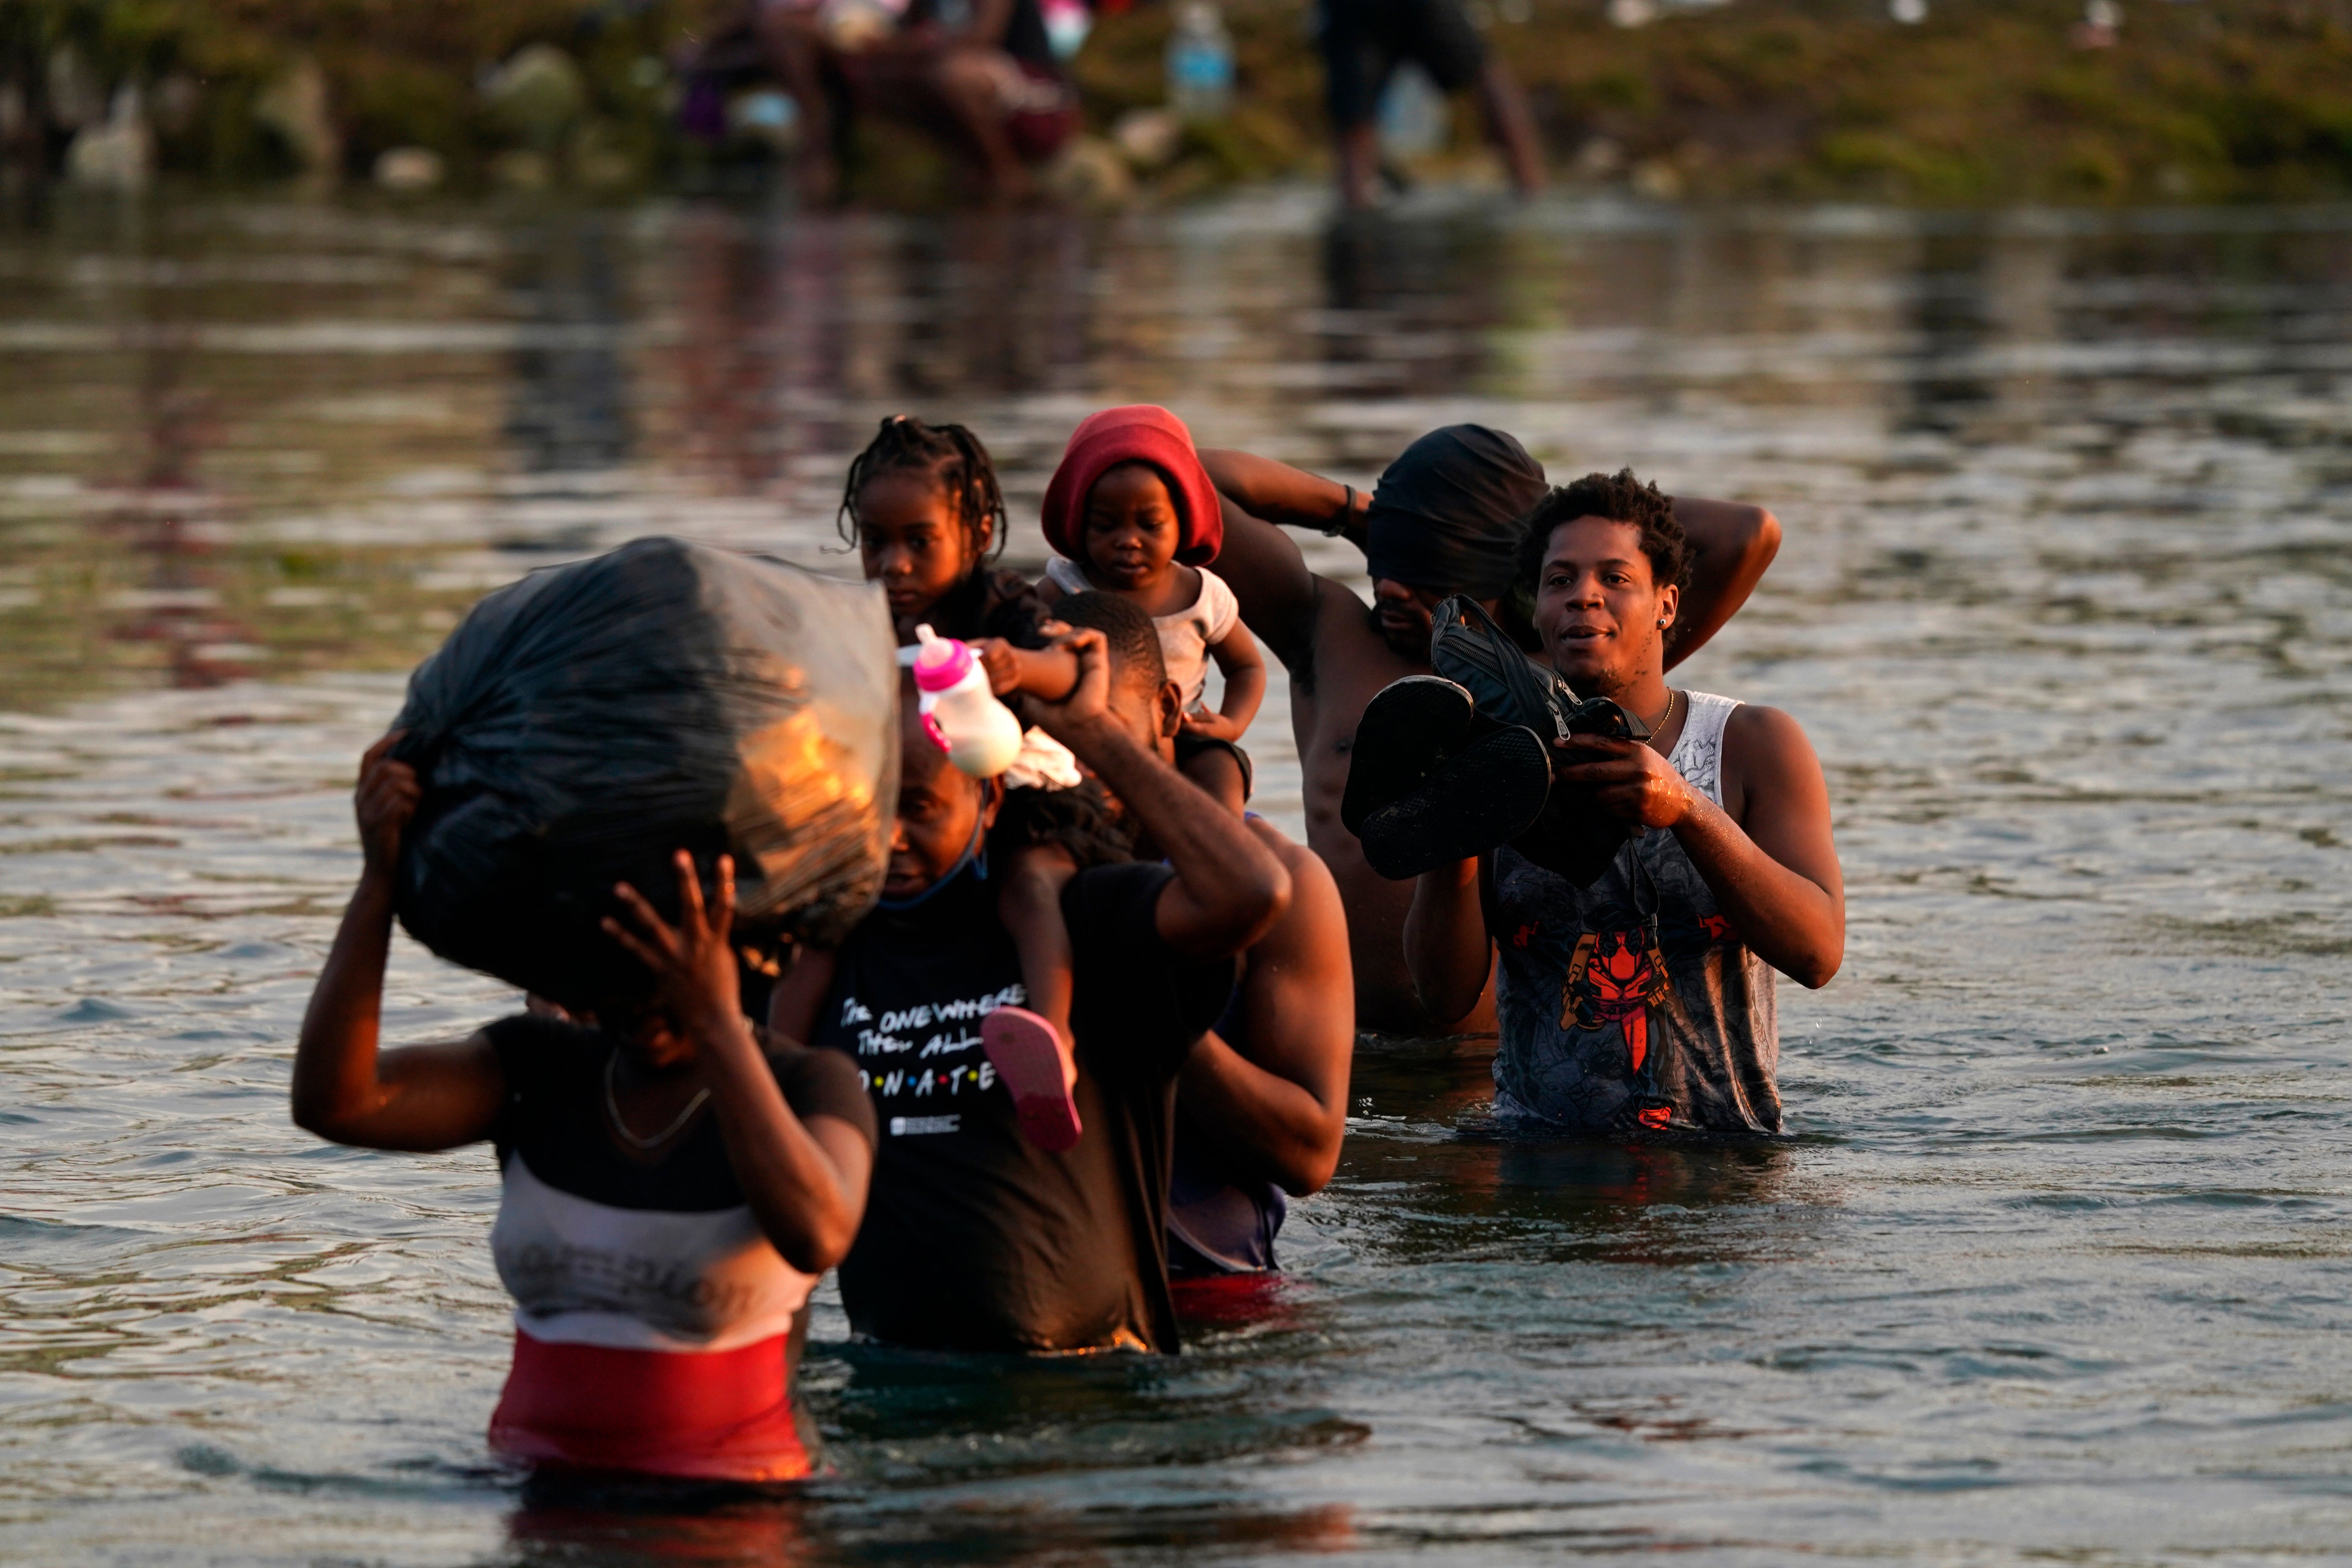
xmin=911 ymin=625 xmax=1025 ymax=777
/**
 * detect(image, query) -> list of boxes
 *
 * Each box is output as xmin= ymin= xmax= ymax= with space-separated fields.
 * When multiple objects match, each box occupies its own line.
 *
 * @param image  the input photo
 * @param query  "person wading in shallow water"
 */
xmin=1401 ymin=472 xmax=1843 ymax=1135
xmin=1038 ymin=594 xmax=1354 ymax=1283
xmin=290 ymin=737 xmax=874 ymax=1482
xmin=1200 ymin=428 xmax=1783 ymax=1037
xmin=771 ymin=605 xmax=1292 ymax=1354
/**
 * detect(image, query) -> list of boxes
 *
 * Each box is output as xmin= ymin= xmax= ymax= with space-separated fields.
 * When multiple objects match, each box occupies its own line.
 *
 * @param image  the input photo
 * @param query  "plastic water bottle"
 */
xmin=1165 ymin=2 xmax=1234 ymax=122
xmin=911 ymin=626 xmax=1025 ymax=778
xmin=1042 ymin=0 xmax=1093 ymax=58
xmin=1377 ymin=62 xmax=1448 ymax=160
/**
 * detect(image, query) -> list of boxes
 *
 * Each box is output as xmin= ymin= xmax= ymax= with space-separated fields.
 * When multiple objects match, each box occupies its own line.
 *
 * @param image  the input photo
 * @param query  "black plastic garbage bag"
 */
xmin=388 ymin=536 xmax=898 ymax=1009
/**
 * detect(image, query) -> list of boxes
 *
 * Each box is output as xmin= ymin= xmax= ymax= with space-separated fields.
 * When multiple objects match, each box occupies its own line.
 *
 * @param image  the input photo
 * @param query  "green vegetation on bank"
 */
xmin=5 ymin=0 xmax=2350 ymax=202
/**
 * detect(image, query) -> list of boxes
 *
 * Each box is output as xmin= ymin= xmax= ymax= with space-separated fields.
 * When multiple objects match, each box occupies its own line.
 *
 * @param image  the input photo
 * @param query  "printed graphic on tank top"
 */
xmin=481 ymin=1015 xmax=876 ymax=1482
xmin=1489 ymin=691 xmax=1783 ymax=1136
xmin=810 ymin=858 xmax=1235 ymax=1354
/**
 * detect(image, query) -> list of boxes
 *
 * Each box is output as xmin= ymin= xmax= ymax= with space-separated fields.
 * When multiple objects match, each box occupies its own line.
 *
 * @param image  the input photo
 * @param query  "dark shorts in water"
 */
xmin=1167 ymin=1133 xmax=1288 ymax=1276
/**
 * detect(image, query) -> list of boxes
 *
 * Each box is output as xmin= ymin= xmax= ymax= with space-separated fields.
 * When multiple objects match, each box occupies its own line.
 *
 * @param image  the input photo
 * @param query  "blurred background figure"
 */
xmin=1316 ymin=0 xmax=1541 ymax=207
xmin=693 ymin=0 xmax=1079 ymax=202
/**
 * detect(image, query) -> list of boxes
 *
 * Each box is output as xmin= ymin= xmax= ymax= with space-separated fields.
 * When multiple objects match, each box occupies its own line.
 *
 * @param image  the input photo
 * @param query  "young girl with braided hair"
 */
xmin=838 ymin=413 xmax=1051 ymax=649
xmin=783 ymin=415 xmax=1102 ymax=1153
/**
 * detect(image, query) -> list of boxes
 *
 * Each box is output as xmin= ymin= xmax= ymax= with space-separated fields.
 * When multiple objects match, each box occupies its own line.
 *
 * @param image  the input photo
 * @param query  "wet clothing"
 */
xmin=1164 ymin=927 xmax=1287 ymax=1277
xmin=1319 ymin=0 xmax=1489 ymax=132
xmin=1167 ymin=1134 xmax=1287 ymax=1275
xmin=483 ymin=1015 xmax=877 ymax=1481
xmin=1488 ymin=692 xmax=1784 ymax=1136
xmin=810 ymin=859 xmax=1236 ymax=1353
xmin=1360 ymin=425 xmax=1547 ymax=599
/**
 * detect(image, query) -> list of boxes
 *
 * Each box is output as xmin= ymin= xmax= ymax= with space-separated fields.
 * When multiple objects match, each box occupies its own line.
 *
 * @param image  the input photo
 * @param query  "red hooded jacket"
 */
xmin=1039 ymin=405 xmax=1224 ymax=568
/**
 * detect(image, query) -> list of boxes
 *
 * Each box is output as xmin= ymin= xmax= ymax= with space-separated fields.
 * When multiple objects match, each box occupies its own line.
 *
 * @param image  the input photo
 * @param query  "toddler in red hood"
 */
xmin=947 ymin=409 xmax=1269 ymax=1153
xmin=1039 ymin=405 xmax=1267 ymax=785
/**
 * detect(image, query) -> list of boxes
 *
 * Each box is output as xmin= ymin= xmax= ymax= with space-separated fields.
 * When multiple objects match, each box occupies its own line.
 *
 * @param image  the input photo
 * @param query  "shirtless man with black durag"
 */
xmin=1201 ymin=428 xmax=1782 ymax=1037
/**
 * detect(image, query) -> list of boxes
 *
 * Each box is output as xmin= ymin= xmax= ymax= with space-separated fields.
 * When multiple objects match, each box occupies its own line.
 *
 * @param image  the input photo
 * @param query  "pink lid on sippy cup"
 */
xmin=910 ymin=626 xmax=975 ymax=693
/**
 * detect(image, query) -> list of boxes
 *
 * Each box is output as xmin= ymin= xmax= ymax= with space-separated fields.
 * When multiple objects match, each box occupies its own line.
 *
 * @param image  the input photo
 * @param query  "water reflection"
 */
xmin=1901 ymin=227 xmax=1999 ymax=426
xmin=1320 ymin=210 xmax=1506 ymax=399
xmin=4 ymin=192 xmax=2352 ymax=1564
xmin=505 ymin=216 xmax=630 ymax=474
xmin=106 ymin=321 xmax=259 ymax=689
xmin=507 ymin=1476 xmax=811 ymax=1566
xmin=501 ymin=1373 xmax=1364 ymax=1563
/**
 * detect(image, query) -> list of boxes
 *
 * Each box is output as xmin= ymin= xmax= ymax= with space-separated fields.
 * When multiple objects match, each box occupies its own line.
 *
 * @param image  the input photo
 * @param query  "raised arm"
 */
xmin=1176 ymin=827 xmax=1351 ymax=1194
xmin=291 ymin=733 xmax=506 ymax=1152
xmin=1031 ymin=629 xmax=1291 ymax=960
xmin=1666 ymin=498 xmax=1780 ymax=669
xmin=1402 ymin=853 xmax=1496 ymax=1029
xmin=608 ymin=853 xmax=872 ymax=1274
xmin=1198 ymin=449 xmax=1368 ymax=668
xmin=1198 ymin=447 xmax=1367 ymax=542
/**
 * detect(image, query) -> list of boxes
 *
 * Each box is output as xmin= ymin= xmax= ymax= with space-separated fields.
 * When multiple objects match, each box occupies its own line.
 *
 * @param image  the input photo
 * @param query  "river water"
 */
xmin=2 ymin=189 xmax=2350 ymax=1564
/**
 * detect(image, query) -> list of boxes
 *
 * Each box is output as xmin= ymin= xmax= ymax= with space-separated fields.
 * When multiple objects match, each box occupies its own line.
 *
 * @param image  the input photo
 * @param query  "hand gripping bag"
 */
xmin=388 ymin=537 xmax=898 ymax=1008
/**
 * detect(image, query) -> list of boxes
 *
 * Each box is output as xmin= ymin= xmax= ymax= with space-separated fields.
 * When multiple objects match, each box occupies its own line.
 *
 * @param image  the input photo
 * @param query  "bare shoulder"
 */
xmin=1719 ymin=703 xmax=1828 ymax=823
xmin=1242 ymin=818 xmax=1348 ymax=980
xmin=1249 ymin=816 xmax=1339 ymax=894
xmin=1723 ymin=702 xmax=1817 ymax=762
xmin=1308 ymin=576 xmax=1388 ymax=673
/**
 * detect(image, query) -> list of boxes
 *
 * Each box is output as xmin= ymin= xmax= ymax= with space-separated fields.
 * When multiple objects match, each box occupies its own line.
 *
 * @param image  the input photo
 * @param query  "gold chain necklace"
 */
xmin=604 ymin=1050 xmax=711 ymax=1151
xmin=1645 ymin=687 xmax=1680 ymax=745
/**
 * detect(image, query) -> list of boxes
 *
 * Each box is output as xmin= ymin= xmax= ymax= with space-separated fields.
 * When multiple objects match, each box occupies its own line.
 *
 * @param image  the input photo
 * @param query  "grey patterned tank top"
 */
xmin=1489 ymin=691 xmax=1782 ymax=1136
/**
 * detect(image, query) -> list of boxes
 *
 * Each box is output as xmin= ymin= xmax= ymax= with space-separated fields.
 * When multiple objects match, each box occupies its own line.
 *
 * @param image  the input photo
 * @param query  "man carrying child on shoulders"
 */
xmin=771 ymin=600 xmax=1291 ymax=1353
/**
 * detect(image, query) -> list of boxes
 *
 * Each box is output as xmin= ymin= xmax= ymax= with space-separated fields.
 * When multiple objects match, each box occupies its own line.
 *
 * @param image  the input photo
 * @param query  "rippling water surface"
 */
xmin=4 ymin=190 xmax=2351 ymax=1564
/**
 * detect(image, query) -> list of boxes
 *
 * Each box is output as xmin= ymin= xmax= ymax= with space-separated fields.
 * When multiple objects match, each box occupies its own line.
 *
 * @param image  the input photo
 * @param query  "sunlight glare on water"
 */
xmin=2 ymin=189 xmax=2350 ymax=1564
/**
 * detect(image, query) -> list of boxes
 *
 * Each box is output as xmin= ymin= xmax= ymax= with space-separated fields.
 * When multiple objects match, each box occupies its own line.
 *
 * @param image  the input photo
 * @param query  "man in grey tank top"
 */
xmin=1401 ymin=471 xmax=1844 ymax=1135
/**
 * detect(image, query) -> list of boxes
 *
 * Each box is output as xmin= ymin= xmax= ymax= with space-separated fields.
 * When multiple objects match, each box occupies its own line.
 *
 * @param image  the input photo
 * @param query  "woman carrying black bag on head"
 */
xmin=290 ymin=735 xmax=874 ymax=1483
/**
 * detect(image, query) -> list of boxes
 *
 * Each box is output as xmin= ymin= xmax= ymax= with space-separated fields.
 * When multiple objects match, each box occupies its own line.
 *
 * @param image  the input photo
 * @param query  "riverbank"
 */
xmin=4 ymin=0 xmax=2350 ymax=204
xmin=1074 ymin=0 xmax=2352 ymax=204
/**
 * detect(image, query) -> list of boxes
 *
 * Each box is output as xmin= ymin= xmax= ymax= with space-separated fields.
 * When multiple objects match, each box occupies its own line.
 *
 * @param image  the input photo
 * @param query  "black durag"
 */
xmin=1362 ymin=425 xmax=1548 ymax=598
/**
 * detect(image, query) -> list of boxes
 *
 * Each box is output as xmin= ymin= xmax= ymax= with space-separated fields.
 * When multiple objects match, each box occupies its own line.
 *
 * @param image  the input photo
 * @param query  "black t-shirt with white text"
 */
xmin=809 ymin=860 xmax=1234 ymax=1354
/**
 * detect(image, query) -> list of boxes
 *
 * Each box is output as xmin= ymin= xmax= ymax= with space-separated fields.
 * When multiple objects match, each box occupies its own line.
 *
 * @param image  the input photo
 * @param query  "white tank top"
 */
xmin=1488 ymin=690 xmax=1783 ymax=1136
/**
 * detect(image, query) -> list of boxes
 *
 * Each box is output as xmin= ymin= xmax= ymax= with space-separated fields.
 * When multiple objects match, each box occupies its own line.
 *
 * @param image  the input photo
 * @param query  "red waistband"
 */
xmin=488 ymin=1328 xmax=811 ymax=1483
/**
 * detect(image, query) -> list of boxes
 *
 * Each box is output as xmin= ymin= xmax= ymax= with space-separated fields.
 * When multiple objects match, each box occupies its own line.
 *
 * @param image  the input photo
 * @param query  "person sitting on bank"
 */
xmin=289 ymin=736 xmax=875 ymax=1482
xmin=1401 ymin=471 xmax=1843 ymax=1134
xmin=747 ymin=0 xmax=1078 ymax=204
xmin=1201 ymin=428 xmax=1782 ymax=1037
xmin=770 ymin=603 xmax=1292 ymax=1353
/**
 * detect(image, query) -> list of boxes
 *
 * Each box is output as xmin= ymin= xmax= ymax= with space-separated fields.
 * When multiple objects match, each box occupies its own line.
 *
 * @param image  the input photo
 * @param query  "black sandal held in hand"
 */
xmin=1428 ymin=596 xmax=1651 ymax=748
xmin=1427 ymin=596 xmax=1649 ymax=887
xmin=1342 ymin=677 xmax=1552 ymax=880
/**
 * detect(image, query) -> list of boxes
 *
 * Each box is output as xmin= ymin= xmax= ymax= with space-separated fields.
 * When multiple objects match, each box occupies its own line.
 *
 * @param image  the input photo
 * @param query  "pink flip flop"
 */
xmin=980 ymin=1005 xmax=1083 ymax=1153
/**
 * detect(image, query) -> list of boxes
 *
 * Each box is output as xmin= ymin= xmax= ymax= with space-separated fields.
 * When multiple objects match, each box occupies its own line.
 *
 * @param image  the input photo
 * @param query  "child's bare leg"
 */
xmin=998 ymin=843 xmax=1078 ymax=1091
xmin=1181 ymin=744 xmax=1249 ymax=818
